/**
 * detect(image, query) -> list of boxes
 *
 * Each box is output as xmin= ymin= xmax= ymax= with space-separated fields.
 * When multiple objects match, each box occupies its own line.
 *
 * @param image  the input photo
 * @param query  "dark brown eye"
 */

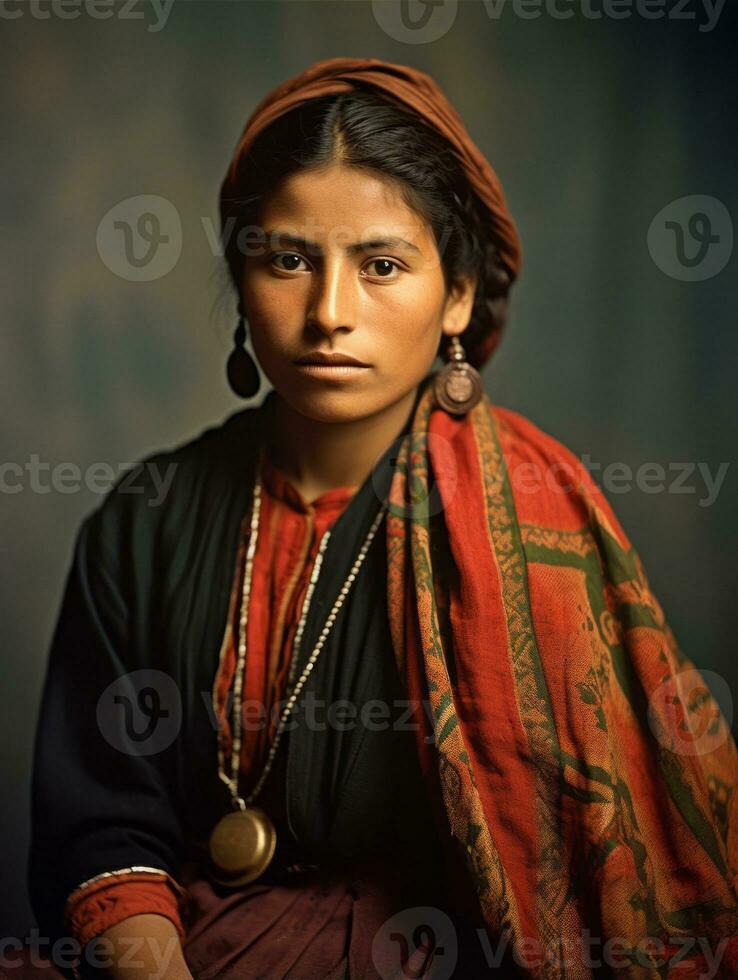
xmin=365 ymin=258 xmax=399 ymax=278
xmin=272 ymin=253 xmax=305 ymax=272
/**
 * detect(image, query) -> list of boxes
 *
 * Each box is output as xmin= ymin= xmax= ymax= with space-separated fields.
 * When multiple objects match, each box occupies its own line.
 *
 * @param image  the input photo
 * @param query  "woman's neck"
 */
xmin=267 ymin=386 xmax=421 ymax=504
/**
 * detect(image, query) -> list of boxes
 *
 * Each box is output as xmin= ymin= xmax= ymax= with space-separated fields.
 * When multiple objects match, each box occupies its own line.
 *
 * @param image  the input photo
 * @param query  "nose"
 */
xmin=306 ymin=257 xmax=357 ymax=338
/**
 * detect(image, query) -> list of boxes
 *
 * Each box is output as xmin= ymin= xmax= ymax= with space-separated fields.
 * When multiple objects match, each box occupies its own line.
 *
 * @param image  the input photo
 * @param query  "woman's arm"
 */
xmin=91 ymin=915 xmax=192 ymax=980
xmin=28 ymin=463 xmax=189 ymax=943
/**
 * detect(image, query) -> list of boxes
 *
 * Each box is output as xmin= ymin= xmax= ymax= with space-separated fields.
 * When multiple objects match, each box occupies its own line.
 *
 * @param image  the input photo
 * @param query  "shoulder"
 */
xmin=491 ymin=403 xmax=585 ymax=473
xmin=488 ymin=403 xmax=629 ymax=547
xmin=78 ymin=403 xmax=263 ymax=563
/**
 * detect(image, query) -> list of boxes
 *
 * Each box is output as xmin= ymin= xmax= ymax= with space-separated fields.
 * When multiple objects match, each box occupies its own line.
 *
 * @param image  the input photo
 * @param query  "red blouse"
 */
xmin=65 ymin=454 xmax=358 ymax=948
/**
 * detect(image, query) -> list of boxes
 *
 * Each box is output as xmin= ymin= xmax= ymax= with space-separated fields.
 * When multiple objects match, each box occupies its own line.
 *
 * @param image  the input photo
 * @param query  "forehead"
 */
xmin=258 ymin=163 xmax=432 ymax=245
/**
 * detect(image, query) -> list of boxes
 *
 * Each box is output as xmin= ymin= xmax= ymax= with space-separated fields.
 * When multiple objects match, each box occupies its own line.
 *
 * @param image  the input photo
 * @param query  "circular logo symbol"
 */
xmin=97 ymin=668 xmax=182 ymax=756
xmin=97 ymin=194 xmax=182 ymax=281
xmin=647 ymin=195 xmax=732 ymax=282
xmin=371 ymin=905 xmax=458 ymax=979
xmin=648 ymin=668 xmax=732 ymax=757
xmin=372 ymin=430 xmax=458 ymax=521
xmin=372 ymin=0 xmax=458 ymax=44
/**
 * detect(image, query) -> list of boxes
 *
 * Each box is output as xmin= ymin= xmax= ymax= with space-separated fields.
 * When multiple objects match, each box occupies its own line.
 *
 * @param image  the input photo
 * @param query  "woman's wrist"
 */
xmin=86 ymin=914 xmax=192 ymax=980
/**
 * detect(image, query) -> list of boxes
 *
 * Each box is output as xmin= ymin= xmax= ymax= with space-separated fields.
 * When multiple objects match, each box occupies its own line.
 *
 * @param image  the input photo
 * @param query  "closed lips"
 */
xmin=295 ymin=353 xmax=369 ymax=366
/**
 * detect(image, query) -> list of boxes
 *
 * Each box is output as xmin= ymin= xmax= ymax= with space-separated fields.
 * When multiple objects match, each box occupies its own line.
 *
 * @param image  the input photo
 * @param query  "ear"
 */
xmin=441 ymin=274 xmax=477 ymax=337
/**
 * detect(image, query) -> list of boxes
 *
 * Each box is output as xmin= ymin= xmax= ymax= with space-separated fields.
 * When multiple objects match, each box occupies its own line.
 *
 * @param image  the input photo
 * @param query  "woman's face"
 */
xmin=241 ymin=161 xmax=476 ymax=424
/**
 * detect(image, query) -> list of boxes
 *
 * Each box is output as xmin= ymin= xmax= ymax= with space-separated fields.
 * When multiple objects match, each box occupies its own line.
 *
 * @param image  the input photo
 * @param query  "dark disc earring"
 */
xmin=433 ymin=335 xmax=483 ymax=415
xmin=226 ymin=307 xmax=260 ymax=399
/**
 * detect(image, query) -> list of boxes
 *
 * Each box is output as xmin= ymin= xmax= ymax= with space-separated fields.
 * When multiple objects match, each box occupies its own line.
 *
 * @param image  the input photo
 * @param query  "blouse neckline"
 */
xmin=261 ymin=452 xmax=359 ymax=515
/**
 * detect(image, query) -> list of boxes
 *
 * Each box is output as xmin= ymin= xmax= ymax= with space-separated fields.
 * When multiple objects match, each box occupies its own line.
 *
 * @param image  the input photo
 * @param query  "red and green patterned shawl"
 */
xmin=386 ymin=378 xmax=738 ymax=978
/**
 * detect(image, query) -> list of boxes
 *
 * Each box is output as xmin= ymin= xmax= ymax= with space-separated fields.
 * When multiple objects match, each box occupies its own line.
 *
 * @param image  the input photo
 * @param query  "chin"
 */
xmin=280 ymin=388 xmax=382 ymax=425
xmin=268 ymin=369 xmax=395 ymax=424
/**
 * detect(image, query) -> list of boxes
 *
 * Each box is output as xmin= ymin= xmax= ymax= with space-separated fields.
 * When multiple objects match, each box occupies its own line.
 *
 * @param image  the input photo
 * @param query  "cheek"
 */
xmin=371 ymin=276 xmax=445 ymax=350
xmin=242 ymin=272 xmax=306 ymax=345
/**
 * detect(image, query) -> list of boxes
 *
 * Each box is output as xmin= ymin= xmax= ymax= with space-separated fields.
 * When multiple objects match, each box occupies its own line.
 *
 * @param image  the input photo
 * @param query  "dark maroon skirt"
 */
xmin=180 ymin=856 xmax=498 ymax=979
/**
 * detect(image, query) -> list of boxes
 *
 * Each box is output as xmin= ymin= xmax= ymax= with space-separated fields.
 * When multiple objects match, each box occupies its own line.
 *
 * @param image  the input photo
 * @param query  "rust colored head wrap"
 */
xmin=219 ymin=57 xmax=523 ymax=368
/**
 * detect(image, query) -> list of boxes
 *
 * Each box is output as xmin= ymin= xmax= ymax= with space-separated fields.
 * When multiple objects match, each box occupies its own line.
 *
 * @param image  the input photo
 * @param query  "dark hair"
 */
xmin=220 ymin=88 xmax=511 ymax=365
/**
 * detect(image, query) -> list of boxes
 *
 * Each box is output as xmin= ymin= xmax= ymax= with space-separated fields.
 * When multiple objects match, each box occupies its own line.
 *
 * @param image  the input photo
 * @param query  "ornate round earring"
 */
xmin=433 ymin=335 xmax=483 ymax=415
xmin=226 ymin=304 xmax=260 ymax=399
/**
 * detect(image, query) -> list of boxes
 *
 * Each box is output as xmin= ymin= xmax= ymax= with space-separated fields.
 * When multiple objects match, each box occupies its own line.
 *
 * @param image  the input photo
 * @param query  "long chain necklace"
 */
xmin=208 ymin=447 xmax=388 ymax=887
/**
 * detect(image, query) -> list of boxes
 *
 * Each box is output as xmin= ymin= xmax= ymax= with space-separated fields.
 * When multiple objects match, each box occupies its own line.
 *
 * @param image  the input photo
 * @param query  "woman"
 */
xmin=28 ymin=58 xmax=738 ymax=979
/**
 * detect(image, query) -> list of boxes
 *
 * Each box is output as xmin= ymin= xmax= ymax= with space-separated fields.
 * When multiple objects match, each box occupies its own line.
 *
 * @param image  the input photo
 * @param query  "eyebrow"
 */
xmin=265 ymin=230 xmax=421 ymax=256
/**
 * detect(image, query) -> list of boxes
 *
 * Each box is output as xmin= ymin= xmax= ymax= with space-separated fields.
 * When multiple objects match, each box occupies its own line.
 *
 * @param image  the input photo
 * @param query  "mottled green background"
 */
xmin=2 ymin=0 xmax=736 ymax=939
